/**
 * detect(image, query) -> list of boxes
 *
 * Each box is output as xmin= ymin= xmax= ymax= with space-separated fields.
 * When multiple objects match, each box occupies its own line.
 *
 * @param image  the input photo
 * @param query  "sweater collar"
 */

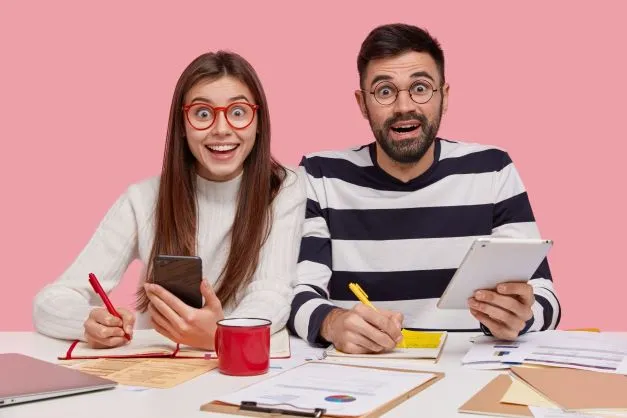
xmin=195 ymin=171 xmax=242 ymax=203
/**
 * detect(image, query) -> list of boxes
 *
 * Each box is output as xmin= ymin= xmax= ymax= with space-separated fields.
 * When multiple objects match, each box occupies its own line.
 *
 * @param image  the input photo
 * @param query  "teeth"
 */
xmin=207 ymin=144 xmax=238 ymax=152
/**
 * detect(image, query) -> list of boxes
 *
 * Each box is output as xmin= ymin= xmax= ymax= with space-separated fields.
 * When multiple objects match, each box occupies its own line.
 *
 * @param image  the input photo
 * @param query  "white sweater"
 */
xmin=33 ymin=168 xmax=306 ymax=340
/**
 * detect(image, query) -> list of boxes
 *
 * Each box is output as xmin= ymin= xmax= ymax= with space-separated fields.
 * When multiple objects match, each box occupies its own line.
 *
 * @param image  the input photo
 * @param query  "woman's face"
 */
xmin=183 ymin=75 xmax=258 ymax=182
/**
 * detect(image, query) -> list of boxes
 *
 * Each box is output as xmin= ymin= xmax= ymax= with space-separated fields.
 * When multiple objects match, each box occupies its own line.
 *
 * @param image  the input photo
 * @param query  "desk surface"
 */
xmin=0 ymin=331 xmax=544 ymax=417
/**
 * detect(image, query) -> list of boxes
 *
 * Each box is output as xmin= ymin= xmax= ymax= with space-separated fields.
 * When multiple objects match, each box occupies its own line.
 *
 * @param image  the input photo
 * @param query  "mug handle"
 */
xmin=214 ymin=327 xmax=221 ymax=357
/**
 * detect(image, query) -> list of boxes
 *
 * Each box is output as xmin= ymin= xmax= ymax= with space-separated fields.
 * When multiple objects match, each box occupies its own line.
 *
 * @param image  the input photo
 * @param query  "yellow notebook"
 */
xmin=398 ymin=330 xmax=443 ymax=348
xmin=324 ymin=331 xmax=447 ymax=360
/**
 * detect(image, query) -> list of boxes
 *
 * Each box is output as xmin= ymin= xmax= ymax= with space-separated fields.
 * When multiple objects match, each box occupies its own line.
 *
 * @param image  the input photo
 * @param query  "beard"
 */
xmin=367 ymin=101 xmax=443 ymax=164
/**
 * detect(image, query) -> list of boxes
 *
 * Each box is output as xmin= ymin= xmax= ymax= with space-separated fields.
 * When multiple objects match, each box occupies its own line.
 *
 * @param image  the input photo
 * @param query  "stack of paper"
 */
xmin=459 ymin=366 xmax=627 ymax=418
xmin=462 ymin=335 xmax=526 ymax=369
xmin=514 ymin=331 xmax=627 ymax=373
xmin=463 ymin=331 xmax=627 ymax=374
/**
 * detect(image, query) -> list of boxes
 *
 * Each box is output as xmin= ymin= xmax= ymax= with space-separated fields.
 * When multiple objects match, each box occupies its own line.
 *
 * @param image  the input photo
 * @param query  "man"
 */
xmin=287 ymin=23 xmax=561 ymax=354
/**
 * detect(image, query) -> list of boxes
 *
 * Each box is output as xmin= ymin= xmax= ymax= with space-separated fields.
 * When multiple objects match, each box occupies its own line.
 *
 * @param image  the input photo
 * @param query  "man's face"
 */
xmin=355 ymin=51 xmax=449 ymax=164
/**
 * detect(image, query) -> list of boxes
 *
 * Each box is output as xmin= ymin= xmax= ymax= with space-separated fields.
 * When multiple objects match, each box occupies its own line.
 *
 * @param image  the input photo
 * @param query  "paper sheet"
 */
xmin=501 ymin=376 xmax=557 ymax=408
xmin=70 ymin=358 xmax=146 ymax=377
xmin=71 ymin=358 xmax=217 ymax=388
xmin=462 ymin=337 xmax=529 ymax=368
xmin=516 ymin=332 xmax=627 ymax=373
xmin=323 ymin=356 xmax=436 ymax=369
xmin=217 ymin=362 xmax=436 ymax=417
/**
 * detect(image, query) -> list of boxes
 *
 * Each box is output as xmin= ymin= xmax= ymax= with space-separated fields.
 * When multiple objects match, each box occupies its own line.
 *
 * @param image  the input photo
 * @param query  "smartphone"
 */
xmin=152 ymin=255 xmax=203 ymax=309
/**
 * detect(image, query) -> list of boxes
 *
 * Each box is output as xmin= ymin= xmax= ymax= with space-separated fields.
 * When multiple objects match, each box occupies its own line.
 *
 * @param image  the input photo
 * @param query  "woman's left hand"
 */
xmin=144 ymin=280 xmax=224 ymax=350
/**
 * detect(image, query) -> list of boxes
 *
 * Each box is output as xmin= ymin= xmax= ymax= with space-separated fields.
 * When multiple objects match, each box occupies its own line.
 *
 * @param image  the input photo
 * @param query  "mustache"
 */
xmin=383 ymin=112 xmax=428 ymax=131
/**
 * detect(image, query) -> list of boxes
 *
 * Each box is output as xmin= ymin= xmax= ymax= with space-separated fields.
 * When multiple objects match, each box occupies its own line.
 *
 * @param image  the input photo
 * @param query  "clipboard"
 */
xmin=200 ymin=362 xmax=444 ymax=417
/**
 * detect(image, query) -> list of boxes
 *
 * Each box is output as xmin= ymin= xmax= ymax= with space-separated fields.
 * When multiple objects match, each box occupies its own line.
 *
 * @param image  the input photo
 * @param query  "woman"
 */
xmin=33 ymin=51 xmax=306 ymax=350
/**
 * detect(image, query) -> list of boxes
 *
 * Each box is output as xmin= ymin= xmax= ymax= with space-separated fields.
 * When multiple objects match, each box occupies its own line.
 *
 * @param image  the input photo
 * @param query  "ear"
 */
xmin=354 ymin=90 xmax=368 ymax=119
xmin=441 ymin=83 xmax=450 ymax=115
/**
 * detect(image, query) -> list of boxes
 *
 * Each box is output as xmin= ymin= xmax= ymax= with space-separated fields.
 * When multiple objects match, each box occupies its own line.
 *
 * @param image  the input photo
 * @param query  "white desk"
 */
xmin=0 ymin=331 xmax=500 ymax=418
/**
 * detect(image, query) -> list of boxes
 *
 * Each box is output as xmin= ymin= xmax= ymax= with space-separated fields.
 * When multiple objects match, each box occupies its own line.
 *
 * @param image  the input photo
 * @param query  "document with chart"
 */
xmin=214 ymin=362 xmax=439 ymax=417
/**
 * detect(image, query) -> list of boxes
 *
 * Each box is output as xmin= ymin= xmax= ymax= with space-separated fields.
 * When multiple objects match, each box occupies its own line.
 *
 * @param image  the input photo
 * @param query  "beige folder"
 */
xmin=510 ymin=366 xmax=627 ymax=412
xmin=458 ymin=374 xmax=533 ymax=417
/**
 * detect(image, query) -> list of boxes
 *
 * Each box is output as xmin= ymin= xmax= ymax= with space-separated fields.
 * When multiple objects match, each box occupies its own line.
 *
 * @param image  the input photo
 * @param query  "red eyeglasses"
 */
xmin=183 ymin=102 xmax=259 ymax=130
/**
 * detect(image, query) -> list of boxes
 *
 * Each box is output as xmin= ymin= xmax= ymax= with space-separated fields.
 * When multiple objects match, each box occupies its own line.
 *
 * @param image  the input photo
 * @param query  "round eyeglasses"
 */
xmin=364 ymin=80 xmax=439 ymax=106
xmin=183 ymin=102 xmax=259 ymax=130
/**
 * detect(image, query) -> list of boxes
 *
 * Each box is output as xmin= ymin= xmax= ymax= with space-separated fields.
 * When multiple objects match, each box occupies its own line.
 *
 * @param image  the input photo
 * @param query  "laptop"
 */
xmin=0 ymin=353 xmax=117 ymax=407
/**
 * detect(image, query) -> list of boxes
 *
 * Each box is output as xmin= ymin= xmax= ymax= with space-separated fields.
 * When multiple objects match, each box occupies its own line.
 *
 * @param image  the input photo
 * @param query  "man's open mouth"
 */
xmin=390 ymin=122 xmax=421 ymax=134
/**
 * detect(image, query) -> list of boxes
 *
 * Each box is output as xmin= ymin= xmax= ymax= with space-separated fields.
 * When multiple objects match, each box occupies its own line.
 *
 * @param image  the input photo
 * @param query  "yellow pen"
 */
xmin=349 ymin=282 xmax=409 ymax=347
xmin=348 ymin=282 xmax=377 ymax=310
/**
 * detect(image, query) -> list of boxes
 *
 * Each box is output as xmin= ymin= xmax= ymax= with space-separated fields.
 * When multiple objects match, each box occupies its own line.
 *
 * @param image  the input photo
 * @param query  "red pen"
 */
xmin=88 ymin=273 xmax=131 ymax=340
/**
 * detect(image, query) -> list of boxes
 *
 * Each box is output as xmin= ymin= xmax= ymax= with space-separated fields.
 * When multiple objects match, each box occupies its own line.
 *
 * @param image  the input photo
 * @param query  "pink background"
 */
xmin=1 ymin=2 xmax=625 ymax=331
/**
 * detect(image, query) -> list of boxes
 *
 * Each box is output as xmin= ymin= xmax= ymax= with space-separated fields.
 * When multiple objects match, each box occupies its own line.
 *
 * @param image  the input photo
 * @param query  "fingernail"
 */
xmin=476 ymin=291 xmax=485 ymax=300
xmin=396 ymin=335 xmax=403 ymax=343
xmin=470 ymin=300 xmax=479 ymax=308
xmin=498 ymin=285 xmax=506 ymax=292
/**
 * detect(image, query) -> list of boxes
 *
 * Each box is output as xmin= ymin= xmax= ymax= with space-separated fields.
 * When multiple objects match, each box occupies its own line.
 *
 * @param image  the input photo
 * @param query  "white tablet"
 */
xmin=437 ymin=237 xmax=553 ymax=309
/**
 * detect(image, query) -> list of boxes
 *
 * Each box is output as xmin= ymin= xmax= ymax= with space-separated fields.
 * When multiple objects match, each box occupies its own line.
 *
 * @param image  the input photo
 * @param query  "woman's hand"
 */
xmin=84 ymin=307 xmax=135 ymax=348
xmin=145 ymin=280 xmax=224 ymax=350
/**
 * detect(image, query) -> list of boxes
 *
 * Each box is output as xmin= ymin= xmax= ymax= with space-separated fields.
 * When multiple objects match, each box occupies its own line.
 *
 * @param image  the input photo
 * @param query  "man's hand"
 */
xmin=468 ymin=282 xmax=534 ymax=340
xmin=320 ymin=305 xmax=403 ymax=354
xmin=145 ymin=280 xmax=224 ymax=350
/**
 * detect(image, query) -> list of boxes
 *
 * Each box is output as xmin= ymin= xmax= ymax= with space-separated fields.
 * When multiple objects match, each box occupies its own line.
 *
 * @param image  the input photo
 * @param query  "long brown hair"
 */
xmin=136 ymin=51 xmax=286 ymax=312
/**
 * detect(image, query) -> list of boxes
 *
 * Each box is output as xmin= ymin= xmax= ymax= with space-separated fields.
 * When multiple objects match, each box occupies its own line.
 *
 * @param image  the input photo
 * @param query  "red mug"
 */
xmin=214 ymin=318 xmax=272 ymax=376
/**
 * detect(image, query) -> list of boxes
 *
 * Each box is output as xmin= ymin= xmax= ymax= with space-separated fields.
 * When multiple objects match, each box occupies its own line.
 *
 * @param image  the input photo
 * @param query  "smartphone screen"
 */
xmin=152 ymin=255 xmax=203 ymax=309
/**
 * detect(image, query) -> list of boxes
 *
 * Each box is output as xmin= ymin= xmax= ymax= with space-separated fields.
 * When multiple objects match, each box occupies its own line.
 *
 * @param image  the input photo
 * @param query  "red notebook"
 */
xmin=58 ymin=328 xmax=291 ymax=360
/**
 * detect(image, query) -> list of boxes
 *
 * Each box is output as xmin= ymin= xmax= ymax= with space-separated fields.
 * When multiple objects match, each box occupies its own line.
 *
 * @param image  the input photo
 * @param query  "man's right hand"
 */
xmin=84 ymin=307 xmax=135 ymax=348
xmin=320 ymin=305 xmax=403 ymax=354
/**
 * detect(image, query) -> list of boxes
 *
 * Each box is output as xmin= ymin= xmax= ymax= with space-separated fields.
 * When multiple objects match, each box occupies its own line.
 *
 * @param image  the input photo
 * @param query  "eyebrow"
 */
xmin=189 ymin=94 xmax=252 ymax=104
xmin=370 ymin=71 xmax=436 ymax=88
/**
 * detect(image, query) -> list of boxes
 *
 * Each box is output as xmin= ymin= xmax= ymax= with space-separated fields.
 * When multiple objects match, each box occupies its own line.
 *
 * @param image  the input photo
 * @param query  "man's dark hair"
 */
xmin=357 ymin=23 xmax=445 ymax=88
